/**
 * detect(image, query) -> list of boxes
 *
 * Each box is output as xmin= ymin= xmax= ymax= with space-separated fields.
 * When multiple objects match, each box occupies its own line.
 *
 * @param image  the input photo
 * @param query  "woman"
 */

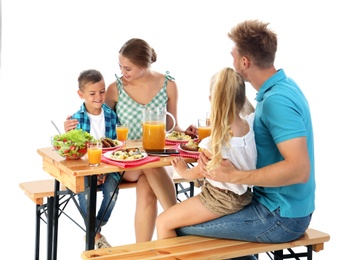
xmin=65 ymin=38 xmax=197 ymax=243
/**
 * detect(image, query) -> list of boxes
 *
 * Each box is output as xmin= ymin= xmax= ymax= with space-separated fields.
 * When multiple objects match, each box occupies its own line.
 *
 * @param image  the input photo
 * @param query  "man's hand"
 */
xmin=199 ymin=149 xmax=239 ymax=183
xmin=184 ymin=124 xmax=198 ymax=139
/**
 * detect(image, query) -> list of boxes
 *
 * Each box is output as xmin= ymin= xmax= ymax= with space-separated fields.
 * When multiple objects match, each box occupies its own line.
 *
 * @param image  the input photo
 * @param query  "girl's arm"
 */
xmin=171 ymin=157 xmax=203 ymax=180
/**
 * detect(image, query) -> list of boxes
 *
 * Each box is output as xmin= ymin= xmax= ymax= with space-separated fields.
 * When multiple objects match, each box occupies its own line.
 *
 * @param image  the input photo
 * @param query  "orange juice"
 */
xmin=116 ymin=125 xmax=129 ymax=141
xmin=87 ymin=143 xmax=102 ymax=166
xmin=142 ymin=121 xmax=166 ymax=149
xmin=198 ymin=126 xmax=211 ymax=141
xmin=88 ymin=148 xmax=102 ymax=166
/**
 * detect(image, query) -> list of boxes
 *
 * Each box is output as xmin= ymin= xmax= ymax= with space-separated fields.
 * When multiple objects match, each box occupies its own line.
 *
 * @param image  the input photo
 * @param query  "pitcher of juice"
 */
xmin=142 ymin=107 xmax=176 ymax=149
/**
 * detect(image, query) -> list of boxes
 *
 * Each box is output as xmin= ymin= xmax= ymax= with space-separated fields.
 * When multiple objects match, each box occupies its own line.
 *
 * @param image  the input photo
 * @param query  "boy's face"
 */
xmin=78 ymin=80 xmax=106 ymax=112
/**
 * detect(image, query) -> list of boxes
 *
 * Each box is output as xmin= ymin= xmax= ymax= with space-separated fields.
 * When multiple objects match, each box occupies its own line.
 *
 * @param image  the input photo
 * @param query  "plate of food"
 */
xmin=178 ymin=140 xmax=201 ymax=155
xmin=166 ymin=131 xmax=197 ymax=143
xmin=101 ymin=138 xmax=124 ymax=151
xmin=103 ymin=147 xmax=148 ymax=162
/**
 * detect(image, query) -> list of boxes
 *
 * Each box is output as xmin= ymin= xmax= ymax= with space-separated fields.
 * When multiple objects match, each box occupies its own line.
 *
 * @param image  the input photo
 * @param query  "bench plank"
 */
xmin=19 ymin=176 xmax=199 ymax=259
xmin=81 ymin=228 xmax=330 ymax=260
xmin=19 ymin=176 xmax=197 ymax=205
xmin=19 ymin=179 xmax=65 ymax=205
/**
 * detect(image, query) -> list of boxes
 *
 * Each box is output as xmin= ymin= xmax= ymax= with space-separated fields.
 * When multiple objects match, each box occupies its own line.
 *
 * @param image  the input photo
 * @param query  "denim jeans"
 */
xmin=176 ymin=198 xmax=312 ymax=259
xmin=78 ymin=173 xmax=119 ymax=233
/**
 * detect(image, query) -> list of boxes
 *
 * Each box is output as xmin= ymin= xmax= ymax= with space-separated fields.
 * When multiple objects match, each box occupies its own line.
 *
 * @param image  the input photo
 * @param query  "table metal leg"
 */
xmin=51 ymin=180 xmax=60 ymax=260
xmin=47 ymin=196 xmax=54 ymax=260
xmin=85 ymin=175 xmax=98 ymax=250
xmin=35 ymin=204 xmax=40 ymax=260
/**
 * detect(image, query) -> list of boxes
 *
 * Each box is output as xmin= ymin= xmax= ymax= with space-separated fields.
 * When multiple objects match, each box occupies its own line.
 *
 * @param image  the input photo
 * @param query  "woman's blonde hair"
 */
xmin=207 ymin=67 xmax=246 ymax=171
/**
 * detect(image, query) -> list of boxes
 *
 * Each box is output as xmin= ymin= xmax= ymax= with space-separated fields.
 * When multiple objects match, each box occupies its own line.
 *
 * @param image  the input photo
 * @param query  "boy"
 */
xmin=70 ymin=69 xmax=120 ymax=249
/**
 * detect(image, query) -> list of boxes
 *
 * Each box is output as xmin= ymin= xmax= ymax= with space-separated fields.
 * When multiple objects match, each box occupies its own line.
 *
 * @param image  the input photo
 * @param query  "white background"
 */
xmin=1 ymin=0 xmax=357 ymax=259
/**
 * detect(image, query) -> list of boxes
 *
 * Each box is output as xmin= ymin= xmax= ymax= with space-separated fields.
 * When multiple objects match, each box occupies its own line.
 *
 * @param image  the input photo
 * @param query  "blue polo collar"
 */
xmin=255 ymin=69 xmax=286 ymax=102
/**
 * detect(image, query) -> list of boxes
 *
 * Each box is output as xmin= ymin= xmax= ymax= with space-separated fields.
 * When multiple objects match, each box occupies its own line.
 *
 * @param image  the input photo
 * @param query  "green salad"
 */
xmin=52 ymin=129 xmax=95 ymax=159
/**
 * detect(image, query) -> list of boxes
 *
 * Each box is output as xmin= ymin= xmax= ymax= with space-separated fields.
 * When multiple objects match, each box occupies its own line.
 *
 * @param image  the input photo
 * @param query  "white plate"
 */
xmin=102 ymin=140 xmax=124 ymax=151
xmin=103 ymin=150 xmax=148 ymax=162
xmin=178 ymin=145 xmax=200 ymax=155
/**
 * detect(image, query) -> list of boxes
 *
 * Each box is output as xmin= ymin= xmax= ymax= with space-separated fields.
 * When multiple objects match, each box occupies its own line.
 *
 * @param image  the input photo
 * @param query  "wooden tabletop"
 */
xmin=37 ymin=140 xmax=196 ymax=193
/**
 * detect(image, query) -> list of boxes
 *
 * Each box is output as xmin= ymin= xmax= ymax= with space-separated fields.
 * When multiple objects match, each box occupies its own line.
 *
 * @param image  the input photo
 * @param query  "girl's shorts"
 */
xmin=199 ymin=181 xmax=253 ymax=216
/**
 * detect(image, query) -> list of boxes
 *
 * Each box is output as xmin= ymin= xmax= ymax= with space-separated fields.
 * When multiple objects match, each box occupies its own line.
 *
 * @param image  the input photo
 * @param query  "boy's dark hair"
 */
xmin=78 ymin=69 xmax=104 ymax=90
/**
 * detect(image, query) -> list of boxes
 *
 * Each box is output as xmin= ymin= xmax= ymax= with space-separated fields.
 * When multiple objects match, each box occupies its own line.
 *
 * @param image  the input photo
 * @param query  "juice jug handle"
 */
xmin=166 ymin=112 xmax=176 ymax=133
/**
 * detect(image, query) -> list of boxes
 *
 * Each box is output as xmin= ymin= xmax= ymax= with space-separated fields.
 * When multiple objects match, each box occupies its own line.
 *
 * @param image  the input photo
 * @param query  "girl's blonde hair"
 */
xmin=207 ymin=67 xmax=246 ymax=171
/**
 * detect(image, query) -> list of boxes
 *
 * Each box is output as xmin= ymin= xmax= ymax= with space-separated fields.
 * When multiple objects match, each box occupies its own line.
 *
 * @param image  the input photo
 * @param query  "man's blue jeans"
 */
xmin=78 ymin=173 xmax=119 ymax=233
xmin=176 ymin=198 xmax=312 ymax=259
xmin=176 ymin=198 xmax=311 ymax=242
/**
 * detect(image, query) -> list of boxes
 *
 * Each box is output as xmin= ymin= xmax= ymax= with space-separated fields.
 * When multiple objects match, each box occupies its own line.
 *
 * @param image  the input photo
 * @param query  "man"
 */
xmin=176 ymin=20 xmax=315 ymax=260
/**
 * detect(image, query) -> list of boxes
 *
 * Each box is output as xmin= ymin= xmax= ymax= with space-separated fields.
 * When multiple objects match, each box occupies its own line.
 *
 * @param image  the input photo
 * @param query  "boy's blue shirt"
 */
xmin=72 ymin=103 xmax=120 ymax=181
xmin=72 ymin=103 xmax=118 ymax=140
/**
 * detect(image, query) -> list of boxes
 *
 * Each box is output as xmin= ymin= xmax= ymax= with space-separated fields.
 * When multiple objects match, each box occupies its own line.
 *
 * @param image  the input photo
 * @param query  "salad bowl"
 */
xmin=51 ymin=129 xmax=95 ymax=160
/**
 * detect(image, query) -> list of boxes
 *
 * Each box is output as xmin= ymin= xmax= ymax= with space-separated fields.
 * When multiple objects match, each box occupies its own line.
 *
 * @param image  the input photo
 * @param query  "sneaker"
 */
xmin=95 ymin=235 xmax=111 ymax=249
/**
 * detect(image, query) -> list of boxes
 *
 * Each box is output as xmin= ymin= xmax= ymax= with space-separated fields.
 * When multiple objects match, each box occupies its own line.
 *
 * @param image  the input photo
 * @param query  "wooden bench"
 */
xmin=19 ymin=176 xmax=201 ymax=260
xmin=81 ymin=228 xmax=330 ymax=260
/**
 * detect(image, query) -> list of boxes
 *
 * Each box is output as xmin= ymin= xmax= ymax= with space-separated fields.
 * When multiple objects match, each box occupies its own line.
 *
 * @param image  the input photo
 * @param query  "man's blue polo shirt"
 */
xmin=253 ymin=69 xmax=315 ymax=218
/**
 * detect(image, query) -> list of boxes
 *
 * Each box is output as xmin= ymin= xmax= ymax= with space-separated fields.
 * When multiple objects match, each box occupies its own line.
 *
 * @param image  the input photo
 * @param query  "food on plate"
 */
xmin=101 ymin=137 xmax=120 ymax=148
xmin=166 ymin=131 xmax=193 ymax=141
xmin=51 ymin=129 xmax=94 ymax=160
xmin=180 ymin=139 xmax=201 ymax=152
xmin=110 ymin=148 xmax=144 ymax=160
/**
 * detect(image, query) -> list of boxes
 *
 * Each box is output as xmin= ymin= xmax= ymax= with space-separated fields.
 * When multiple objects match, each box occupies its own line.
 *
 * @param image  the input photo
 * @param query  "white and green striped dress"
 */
xmin=115 ymin=72 xmax=175 ymax=140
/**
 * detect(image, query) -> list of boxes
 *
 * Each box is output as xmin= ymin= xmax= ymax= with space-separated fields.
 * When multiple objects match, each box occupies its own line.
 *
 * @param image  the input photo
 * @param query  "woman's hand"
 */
xmin=64 ymin=115 xmax=79 ymax=132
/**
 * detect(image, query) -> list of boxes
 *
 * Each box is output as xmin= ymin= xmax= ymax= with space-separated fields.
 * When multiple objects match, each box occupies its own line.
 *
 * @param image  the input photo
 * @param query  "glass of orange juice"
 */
xmin=198 ymin=118 xmax=211 ymax=142
xmin=116 ymin=123 xmax=129 ymax=143
xmin=87 ymin=141 xmax=102 ymax=167
xmin=142 ymin=121 xmax=166 ymax=149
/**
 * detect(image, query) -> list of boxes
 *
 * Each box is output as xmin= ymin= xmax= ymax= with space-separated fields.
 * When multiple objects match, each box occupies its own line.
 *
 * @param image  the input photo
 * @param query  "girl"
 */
xmin=156 ymin=67 xmax=256 ymax=239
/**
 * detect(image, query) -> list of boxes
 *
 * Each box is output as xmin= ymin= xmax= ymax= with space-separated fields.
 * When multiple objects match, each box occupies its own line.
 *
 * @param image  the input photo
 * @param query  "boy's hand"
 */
xmin=97 ymin=174 xmax=106 ymax=185
xmin=64 ymin=115 xmax=79 ymax=132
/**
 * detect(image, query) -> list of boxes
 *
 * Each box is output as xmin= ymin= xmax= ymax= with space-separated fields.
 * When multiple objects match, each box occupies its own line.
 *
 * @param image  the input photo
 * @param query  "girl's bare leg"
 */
xmin=144 ymin=166 xmax=177 ymax=210
xmin=156 ymin=195 xmax=218 ymax=239
xmin=135 ymin=174 xmax=158 ymax=242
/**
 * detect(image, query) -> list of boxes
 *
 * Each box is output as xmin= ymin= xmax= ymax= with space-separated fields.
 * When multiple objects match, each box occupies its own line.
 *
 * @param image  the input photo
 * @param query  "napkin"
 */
xmin=101 ymin=155 xmax=160 ymax=168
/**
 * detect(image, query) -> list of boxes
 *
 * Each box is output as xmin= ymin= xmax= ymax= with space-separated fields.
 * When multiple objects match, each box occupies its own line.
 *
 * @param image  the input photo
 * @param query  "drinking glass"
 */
xmin=87 ymin=142 xmax=102 ymax=167
xmin=116 ymin=123 xmax=129 ymax=143
xmin=198 ymin=118 xmax=211 ymax=142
